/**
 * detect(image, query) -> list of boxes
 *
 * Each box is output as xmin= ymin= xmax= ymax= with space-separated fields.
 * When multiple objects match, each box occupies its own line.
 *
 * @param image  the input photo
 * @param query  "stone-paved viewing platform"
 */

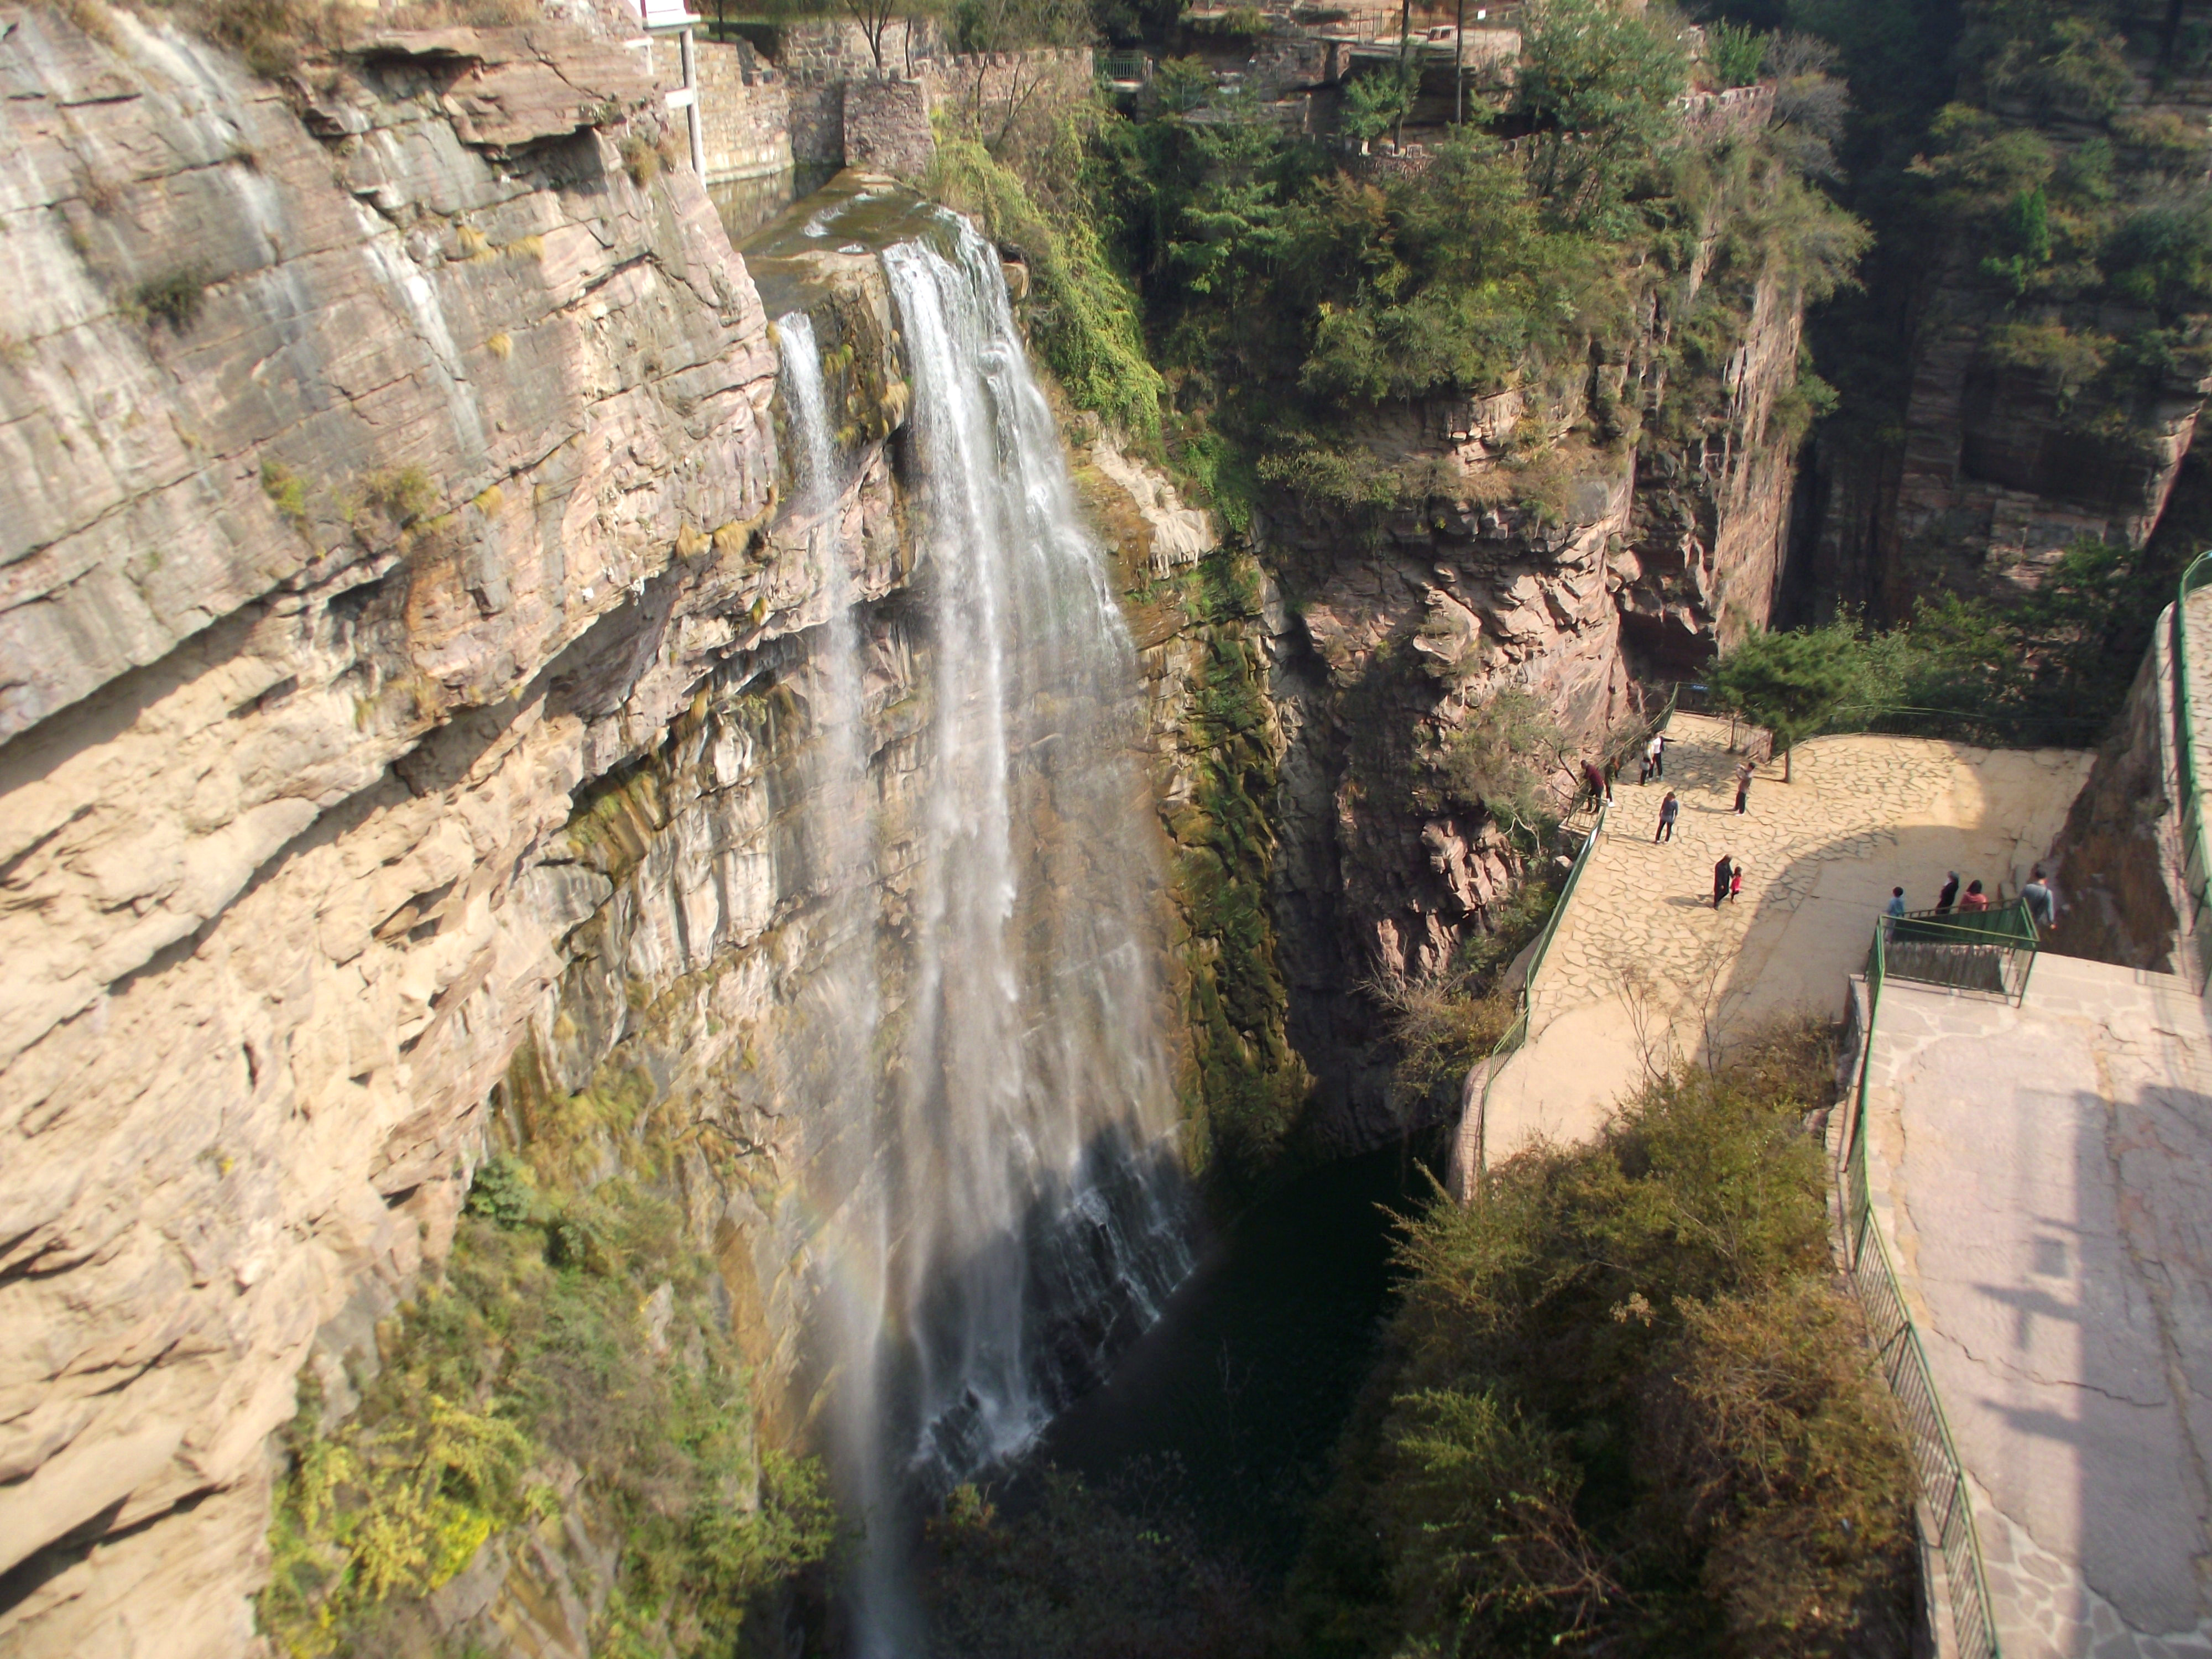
xmin=1455 ymin=703 xmax=2212 ymax=1656
xmin=1470 ymin=712 xmax=2091 ymax=1164
xmin=1861 ymin=954 xmax=2212 ymax=1658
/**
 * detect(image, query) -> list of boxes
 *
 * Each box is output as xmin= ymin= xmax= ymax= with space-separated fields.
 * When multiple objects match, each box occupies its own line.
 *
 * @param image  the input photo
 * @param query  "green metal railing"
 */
xmin=1841 ymin=924 xmax=2001 ymax=1659
xmin=2169 ymin=551 xmax=2212 ymax=983
xmin=1468 ymin=688 xmax=1676 ymax=1182
xmin=1879 ymin=899 xmax=2039 ymax=1004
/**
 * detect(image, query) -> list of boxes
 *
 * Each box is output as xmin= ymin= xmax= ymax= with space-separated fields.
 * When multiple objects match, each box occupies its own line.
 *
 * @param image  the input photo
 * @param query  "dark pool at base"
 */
xmin=1010 ymin=1135 xmax=1436 ymax=1578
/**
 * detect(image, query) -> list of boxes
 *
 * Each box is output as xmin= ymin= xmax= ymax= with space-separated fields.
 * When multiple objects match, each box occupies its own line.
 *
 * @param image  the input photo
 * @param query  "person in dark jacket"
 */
xmin=1655 ymin=791 xmax=1680 ymax=842
xmin=1936 ymin=871 xmax=1959 ymax=912
xmin=1713 ymin=854 xmax=1734 ymax=908
xmin=1582 ymin=758 xmax=1613 ymax=806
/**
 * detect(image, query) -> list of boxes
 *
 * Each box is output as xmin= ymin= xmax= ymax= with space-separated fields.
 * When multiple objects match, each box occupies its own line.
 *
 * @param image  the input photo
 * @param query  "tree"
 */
xmin=839 ymin=0 xmax=941 ymax=73
xmin=1705 ymin=620 xmax=1868 ymax=780
xmin=1514 ymin=0 xmax=1688 ymax=232
xmin=1436 ymin=686 xmax=1566 ymax=838
xmin=1340 ymin=61 xmax=1419 ymax=148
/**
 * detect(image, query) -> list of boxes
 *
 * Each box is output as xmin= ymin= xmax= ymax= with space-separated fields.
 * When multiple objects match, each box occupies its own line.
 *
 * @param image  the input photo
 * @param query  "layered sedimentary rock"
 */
xmin=1806 ymin=38 xmax=2212 ymax=619
xmin=0 ymin=12 xmax=790 ymax=1651
xmin=1251 ymin=253 xmax=1811 ymax=1145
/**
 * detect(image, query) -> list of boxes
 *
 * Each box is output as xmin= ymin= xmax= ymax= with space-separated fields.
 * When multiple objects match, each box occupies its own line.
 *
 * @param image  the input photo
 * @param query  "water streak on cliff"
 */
xmin=775 ymin=310 xmax=904 ymax=1637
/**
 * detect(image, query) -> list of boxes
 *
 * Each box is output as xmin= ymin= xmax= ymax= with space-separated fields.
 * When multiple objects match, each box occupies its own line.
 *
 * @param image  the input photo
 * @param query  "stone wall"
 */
xmin=1677 ymin=79 xmax=1776 ymax=142
xmin=650 ymin=35 xmax=795 ymax=239
xmin=775 ymin=14 xmax=946 ymax=78
xmin=787 ymin=76 xmax=847 ymax=193
xmin=843 ymin=76 xmax=935 ymax=178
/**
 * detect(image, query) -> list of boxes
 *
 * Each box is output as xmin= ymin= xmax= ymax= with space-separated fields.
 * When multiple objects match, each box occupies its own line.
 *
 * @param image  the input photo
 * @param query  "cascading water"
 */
xmin=771 ymin=209 xmax=1194 ymax=1653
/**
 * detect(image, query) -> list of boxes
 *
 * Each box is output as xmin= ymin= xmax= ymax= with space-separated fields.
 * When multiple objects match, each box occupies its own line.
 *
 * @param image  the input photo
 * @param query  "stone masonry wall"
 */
xmin=650 ymin=35 xmax=795 ymax=237
xmin=843 ymin=76 xmax=935 ymax=178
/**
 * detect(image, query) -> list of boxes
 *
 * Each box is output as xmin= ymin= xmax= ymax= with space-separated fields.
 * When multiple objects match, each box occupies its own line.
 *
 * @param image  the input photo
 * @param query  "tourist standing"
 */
xmin=1886 ymin=886 xmax=1907 ymax=918
xmin=1713 ymin=854 xmax=1734 ymax=909
xmin=1733 ymin=760 xmax=1753 ymax=815
xmin=1959 ymin=879 xmax=1990 ymax=912
xmin=1729 ymin=862 xmax=1745 ymax=903
xmin=2023 ymin=868 xmax=2057 ymax=931
xmin=1655 ymin=790 xmax=1679 ymax=842
xmin=1583 ymin=758 xmax=1612 ymax=807
xmin=1936 ymin=871 xmax=1959 ymax=912
xmin=1647 ymin=733 xmax=1666 ymax=781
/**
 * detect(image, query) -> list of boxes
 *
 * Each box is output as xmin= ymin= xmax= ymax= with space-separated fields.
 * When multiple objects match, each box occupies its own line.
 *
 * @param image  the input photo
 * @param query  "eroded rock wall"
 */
xmin=0 ymin=13 xmax=796 ymax=1652
xmin=1804 ymin=38 xmax=2212 ymax=619
xmin=1250 ymin=254 xmax=1809 ymax=1147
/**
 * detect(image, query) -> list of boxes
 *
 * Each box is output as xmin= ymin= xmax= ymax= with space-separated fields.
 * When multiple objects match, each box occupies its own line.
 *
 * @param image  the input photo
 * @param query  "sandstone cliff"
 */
xmin=1248 ymin=224 xmax=1813 ymax=1147
xmin=0 ymin=12 xmax=793 ymax=1651
xmin=1804 ymin=15 xmax=2212 ymax=620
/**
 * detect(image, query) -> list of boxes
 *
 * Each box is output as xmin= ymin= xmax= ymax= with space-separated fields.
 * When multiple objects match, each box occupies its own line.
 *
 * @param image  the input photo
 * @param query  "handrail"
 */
xmin=1841 ymin=923 xmax=2002 ymax=1659
xmin=2168 ymin=551 xmax=2212 ymax=983
xmin=1468 ymin=685 xmax=1677 ymax=1183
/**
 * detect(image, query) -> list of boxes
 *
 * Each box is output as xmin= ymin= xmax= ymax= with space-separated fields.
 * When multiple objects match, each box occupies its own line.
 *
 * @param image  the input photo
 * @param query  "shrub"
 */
xmin=132 ymin=268 xmax=210 ymax=332
xmin=259 ymin=1078 xmax=836 ymax=1657
xmin=1704 ymin=20 xmax=1766 ymax=90
xmin=1434 ymin=687 xmax=1563 ymax=835
xmin=927 ymin=137 xmax=1165 ymax=441
xmin=1983 ymin=318 xmax=2111 ymax=398
xmin=1293 ymin=1022 xmax=1916 ymax=1658
xmin=620 ymin=131 xmax=662 ymax=188
xmin=261 ymin=459 xmax=310 ymax=531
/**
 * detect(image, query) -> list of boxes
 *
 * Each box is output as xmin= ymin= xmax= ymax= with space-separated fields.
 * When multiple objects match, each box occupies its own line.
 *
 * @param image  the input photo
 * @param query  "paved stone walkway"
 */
xmin=1862 ymin=955 xmax=2212 ymax=1659
xmin=1474 ymin=713 xmax=2093 ymax=1165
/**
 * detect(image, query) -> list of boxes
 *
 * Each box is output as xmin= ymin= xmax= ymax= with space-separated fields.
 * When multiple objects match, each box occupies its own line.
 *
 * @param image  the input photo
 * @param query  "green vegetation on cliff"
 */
xmin=1291 ymin=1023 xmax=1916 ymax=1658
xmin=259 ymin=1053 xmax=833 ymax=1657
xmin=1160 ymin=550 xmax=1313 ymax=1190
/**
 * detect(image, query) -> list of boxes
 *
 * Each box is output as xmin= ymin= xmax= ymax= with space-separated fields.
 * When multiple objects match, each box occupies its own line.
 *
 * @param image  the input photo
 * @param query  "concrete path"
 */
xmin=1862 ymin=955 xmax=2212 ymax=1658
xmin=1472 ymin=713 xmax=2092 ymax=1166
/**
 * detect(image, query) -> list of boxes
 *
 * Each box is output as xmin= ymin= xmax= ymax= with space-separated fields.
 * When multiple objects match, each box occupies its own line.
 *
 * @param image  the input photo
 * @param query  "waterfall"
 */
xmin=775 ymin=213 xmax=1194 ymax=1654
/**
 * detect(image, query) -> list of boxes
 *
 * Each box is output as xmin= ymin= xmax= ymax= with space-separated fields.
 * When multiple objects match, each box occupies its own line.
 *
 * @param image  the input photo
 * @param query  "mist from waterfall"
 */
xmin=774 ymin=216 xmax=1194 ymax=1655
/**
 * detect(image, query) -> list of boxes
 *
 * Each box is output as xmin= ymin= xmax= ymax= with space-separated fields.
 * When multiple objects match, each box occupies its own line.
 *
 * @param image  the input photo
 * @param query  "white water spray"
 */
xmin=773 ymin=213 xmax=1193 ymax=1654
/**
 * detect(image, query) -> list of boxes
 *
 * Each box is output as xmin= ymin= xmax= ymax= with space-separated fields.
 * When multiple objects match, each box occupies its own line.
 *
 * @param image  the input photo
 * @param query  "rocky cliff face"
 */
xmin=0 ymin=12 xmax=794 ymax=1652
xmin=1804 ymin=24 xmax=2212 ymax=620
xmin=0 ymin=14 xmax=1234 ymax=1636
xmin=1250 ymin=252 xmax=1809 ymax=1147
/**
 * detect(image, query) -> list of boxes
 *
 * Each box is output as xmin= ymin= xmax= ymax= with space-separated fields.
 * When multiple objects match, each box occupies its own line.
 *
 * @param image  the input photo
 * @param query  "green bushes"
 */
xmin=259 ymin=1090 xmax=834 ymax=1657
xmin=927 ymin=135 xmax=1165 ymax=442
xmin=1292 ymin=1024 xmax=1917 ymax=1658
xmin=1705 ymin=20 xmax=1767 ymax=90
xmin=1433 ymin=686 xmax=1563 ymax=836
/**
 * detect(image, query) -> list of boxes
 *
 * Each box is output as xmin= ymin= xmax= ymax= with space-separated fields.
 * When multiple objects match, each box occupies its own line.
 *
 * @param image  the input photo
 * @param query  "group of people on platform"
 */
xmin=1605 ymin=731 xmax=2062 ymax=933
xmin=1886 ymin=868 xmax=2058 ymax=931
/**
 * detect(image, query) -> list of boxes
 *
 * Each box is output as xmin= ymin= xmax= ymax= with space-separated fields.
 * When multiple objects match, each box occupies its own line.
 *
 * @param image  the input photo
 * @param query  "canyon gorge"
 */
xmin=5 ymin=0 xmax=2210 ymax=1653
